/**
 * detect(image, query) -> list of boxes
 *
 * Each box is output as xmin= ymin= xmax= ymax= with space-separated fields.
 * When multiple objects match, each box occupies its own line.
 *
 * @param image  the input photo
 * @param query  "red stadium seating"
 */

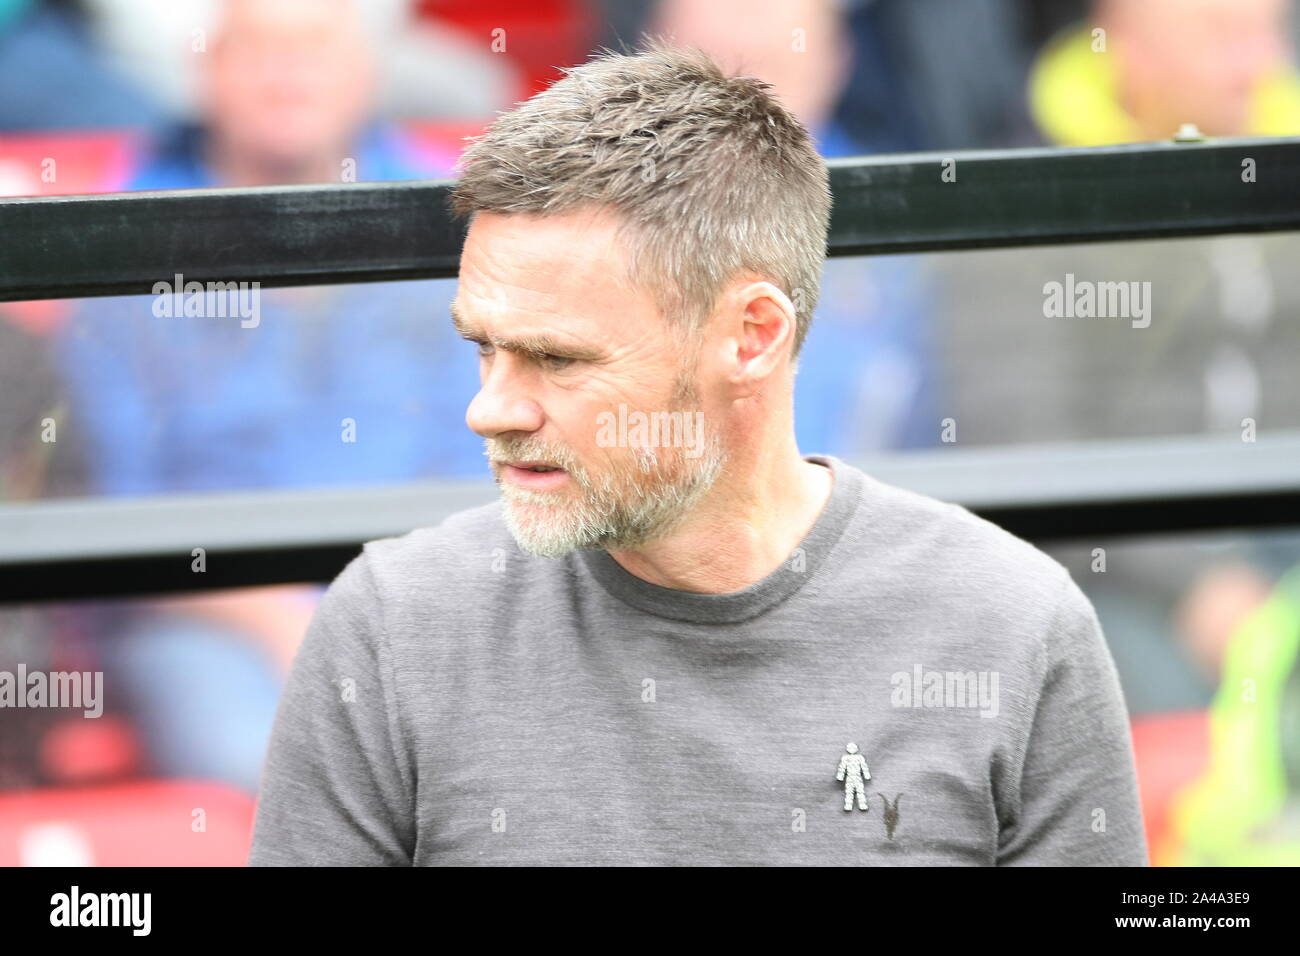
xmin=1129 ymin=710 xmax=1210 ymax=862
xmin=0 ymin=780 xmax=255 ymax=866
xmin=418 ymin=0 xmax=594 ymax=97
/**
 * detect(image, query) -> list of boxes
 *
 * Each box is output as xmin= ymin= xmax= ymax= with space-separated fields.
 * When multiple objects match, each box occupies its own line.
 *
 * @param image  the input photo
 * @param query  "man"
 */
xmin=250 ymin=42 xmax=1148 ymax=866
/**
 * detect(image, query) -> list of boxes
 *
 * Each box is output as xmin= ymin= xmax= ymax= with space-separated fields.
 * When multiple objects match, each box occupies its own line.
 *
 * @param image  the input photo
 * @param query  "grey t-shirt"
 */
xmin=249 ymin=454 xmax=1148 ymax=866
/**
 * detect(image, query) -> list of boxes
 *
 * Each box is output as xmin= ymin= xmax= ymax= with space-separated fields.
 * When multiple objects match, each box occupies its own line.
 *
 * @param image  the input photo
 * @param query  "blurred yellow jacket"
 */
xmin=1162 ymin=566 xmax=1300 ymax=866
xmin=1030 ymin=24 xmax=1300 ymax=146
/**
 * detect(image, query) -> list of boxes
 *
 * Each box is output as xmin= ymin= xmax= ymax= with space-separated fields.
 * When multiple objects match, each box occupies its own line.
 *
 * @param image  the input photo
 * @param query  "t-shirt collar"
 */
xmin=574 ymin=454 xmax=863 ymax=624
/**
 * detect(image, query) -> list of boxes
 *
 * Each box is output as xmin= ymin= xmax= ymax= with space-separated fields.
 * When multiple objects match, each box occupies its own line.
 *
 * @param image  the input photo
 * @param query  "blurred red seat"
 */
xmin=0 ymin=780 xmax=255 ymax=866
xmin=0 ymin=130 xmax=136 ymax=196
xmin=1129 ymin=709 xmax=1210 ymax=862
xmin=419 ymin=0 xmax=594 ymax=97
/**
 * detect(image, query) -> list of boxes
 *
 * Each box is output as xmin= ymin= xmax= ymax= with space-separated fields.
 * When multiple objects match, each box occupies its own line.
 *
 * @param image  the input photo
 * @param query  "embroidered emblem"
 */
xmin=881 ymin=793 xmax=903 ymax=839
xmin=835 ymin=742 xmax=871 ymax=812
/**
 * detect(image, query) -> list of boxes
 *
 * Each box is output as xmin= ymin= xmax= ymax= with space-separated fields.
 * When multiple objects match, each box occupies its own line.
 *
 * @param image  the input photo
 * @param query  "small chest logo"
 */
xmin=835 ymin=742 xmax=871 ymax=811
xmin=835 ymin=742 xmax=903 ymax=839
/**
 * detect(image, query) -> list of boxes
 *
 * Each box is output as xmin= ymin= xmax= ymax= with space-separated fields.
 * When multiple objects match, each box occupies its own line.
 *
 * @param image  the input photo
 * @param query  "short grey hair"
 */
xmin=449 ymin=39 xmax=831 ymax=358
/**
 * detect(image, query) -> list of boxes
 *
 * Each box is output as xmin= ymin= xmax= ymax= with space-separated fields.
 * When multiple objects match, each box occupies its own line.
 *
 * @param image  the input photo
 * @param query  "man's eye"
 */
xmin=475 ymin=341 xmax=494 ymax=358
xmin=542 ymin=354 xmax=576 ymax=370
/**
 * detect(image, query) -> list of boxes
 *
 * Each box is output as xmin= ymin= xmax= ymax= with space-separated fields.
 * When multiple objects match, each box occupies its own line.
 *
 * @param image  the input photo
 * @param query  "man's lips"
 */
xmin=499 ymin=461 xmax=570 ymax=490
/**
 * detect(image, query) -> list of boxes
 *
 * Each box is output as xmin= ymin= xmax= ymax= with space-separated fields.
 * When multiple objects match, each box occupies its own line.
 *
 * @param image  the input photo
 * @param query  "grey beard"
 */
xmin=500 ymin=434 xmax=726 ymax=558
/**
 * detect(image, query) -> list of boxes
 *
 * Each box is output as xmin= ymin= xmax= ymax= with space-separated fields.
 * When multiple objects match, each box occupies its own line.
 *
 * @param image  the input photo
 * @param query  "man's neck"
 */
xmin=606 ymin=450 xmax=834 ymax=594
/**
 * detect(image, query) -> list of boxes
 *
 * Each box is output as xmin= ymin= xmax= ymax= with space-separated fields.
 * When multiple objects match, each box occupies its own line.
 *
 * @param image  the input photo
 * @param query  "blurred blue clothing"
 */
xmin=829 ymin=0 xmax=926 ymax=155
xmin=57 ymin=122 xmax=485 ymax=496
xmin=124 ymin=122 xmax=438 ymax=191
xmin=0 ymin=1 xmax=165 ymax=131
xmin=795 ymin=122 xmax=938 ymax=456
xmin=59 ymin=282 xmax=484 ymax=493
xmin=104 ymin=614 xmax=284 ymax=794
xmin=813 ymin=121 xmax=871 ymax=160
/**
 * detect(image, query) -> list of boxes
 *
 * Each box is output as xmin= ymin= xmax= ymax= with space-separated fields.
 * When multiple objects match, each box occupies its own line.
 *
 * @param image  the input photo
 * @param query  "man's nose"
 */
xmin=465 ymin=360 xmax=545 ymax=438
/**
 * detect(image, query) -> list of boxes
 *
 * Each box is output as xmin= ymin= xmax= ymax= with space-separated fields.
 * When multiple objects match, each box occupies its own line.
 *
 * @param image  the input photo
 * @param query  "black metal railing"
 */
xmin=4 ymin=137 xmax=1297 ymax=302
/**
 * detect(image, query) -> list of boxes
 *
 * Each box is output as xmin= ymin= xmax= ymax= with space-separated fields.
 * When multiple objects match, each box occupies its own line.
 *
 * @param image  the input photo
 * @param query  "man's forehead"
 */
xmin=463 ymin=209 xmax=634 ymax=284
xmin=451 ymin=272 xmax=602 ymax=338
xmin=456 ymin=211 xmax=648 ymax=328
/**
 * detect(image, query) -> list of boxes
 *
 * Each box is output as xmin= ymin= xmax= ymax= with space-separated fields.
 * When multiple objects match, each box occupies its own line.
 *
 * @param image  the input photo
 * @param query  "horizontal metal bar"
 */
xmin=3 ymin=432 xmax=1298 ymax=603
xmin=3 ymin=137 xmax=1298 ymax=302
xmin=826 ymin=137 xmax=1300 ymax=254
xmin=0 ymin=179 xmax=465 ymax=303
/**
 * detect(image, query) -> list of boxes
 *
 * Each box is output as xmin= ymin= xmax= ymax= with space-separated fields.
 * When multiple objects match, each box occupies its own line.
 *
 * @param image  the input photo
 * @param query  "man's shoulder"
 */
xmin=848 ymin=465 xmax=1076 ymax=621
xmin=340 ymin=496 xmax=579 ymax=624
xmin=362 ymin=498 xmax=507 ymax=571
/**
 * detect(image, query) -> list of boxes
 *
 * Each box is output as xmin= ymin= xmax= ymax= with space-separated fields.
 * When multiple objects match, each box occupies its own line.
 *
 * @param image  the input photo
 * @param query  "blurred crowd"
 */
xmin=1 ymin=0 xmax=1299 ymax=865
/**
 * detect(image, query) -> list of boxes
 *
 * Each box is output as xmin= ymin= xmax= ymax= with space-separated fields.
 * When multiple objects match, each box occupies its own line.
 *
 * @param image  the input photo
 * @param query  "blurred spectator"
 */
xmin=0 ymin=309 xmax=99 ymax=797
xmin=51 ymin=0 xmax=485 ymax=795
xmin=0 ymin=313 xmax=86 ymax=499
xmin=652 ymin=0 xmax=852 ymax=129
xmin=80 ymin=0 xmax=520 ymax=124
xmin=837 ymin=0 xmax=1040 ymax=151
xmin=58 ymin=0 xmax=483 ymax=495
xmin=1165 ymin=563 xmax=1300 ymax=864
xmin=1176 ymin=563 xmax=1277 ymax=687
xmin=650 ymin=0 xmax=941 ymax=453
xmin=0 ymin=0 xmax=163 ymax=131
xmin=1030 ymin=0 xmax=1300 ymax=145
xmin=602 ymin=0 xmax=1040 ymax=152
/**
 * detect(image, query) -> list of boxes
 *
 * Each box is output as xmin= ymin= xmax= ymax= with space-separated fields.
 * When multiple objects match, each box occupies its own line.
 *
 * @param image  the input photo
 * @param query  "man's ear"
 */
xmin=728 ymin=281 xmax=797 ymax=397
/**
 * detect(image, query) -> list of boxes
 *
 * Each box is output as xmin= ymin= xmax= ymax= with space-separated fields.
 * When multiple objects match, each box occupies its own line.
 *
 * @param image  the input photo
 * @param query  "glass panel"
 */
xmin=4 ymin=232 xmax=1299 ymax=501
xmin=806 ymin=232 xmax=1300 ymax=456
xmin=0 ymin=279 xmax=483 ymax=501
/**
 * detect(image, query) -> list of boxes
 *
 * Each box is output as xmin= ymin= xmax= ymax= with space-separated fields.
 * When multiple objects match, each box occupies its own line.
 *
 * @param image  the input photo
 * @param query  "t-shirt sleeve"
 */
xmin=996 ymin=573 xmax=1150 ymax=866
xmin=248 ymin=549 xmax=416 ymax=866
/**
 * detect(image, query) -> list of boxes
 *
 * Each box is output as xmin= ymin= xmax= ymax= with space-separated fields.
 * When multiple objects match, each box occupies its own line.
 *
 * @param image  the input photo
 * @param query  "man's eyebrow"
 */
xmin=449 ymin=301 xmax=605 ymax=362
xmin=449 ymin=301 xmax=477 ymax=339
